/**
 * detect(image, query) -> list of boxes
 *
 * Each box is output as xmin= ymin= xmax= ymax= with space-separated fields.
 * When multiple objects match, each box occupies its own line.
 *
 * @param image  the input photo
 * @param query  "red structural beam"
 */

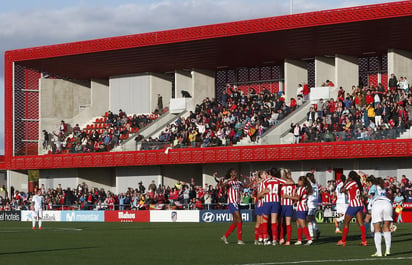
xmin=6 ymin=139 xmax=412 ymax=170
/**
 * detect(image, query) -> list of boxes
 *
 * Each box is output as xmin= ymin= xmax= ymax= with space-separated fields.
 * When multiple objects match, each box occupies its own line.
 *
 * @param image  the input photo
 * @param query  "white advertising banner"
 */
xmin=150 ymin=210 xmax=199 ymax=222
xmin=21 ymin=210 xmax=62 ymax=222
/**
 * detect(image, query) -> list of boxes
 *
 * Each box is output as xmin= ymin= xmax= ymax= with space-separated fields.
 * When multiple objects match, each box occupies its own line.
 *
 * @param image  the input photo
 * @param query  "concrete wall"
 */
xmin=388 ymin=49 xmax=412 ymax=79
xmin=90 ymin=79 xmax=110 ymax=117
xmin=284 ymin=59 xmax=307 ymax=104
xmin=39 ymin=167 xmax=115 ymax=192
xmin=175 ymin=70 xmax=192 ymax=99
xmin=335 ymin=54 xmax=359 ymax=91
xmin=315 ymin=56 xmax=335 ymax=87
xmin=8 ymin=170 xmax=28 ymax=193
xmin=39 ymin=169 xmax=79 ymax=191
xmin=39 ymin=78 xmax=109 ymax=154
xmin=109 ymin=74 xmax=150 ymax=114
xmin=39 ymin=78 xmax=91 ymax=133
xmin=162 ymin=164 xmax=202 ymax=188
xmin=191 ymin=69 xmax=215 ymax=105
xmin=174 ymin=69 xmax=215 ymax=110
xmin=115 ymin=166 xmax=161 ymax=194
xmin=150 ymin=74 xmax=172 ymax=112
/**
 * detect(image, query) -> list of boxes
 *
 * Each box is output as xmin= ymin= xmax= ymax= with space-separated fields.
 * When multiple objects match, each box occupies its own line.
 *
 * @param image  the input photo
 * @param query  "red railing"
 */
xmin=6 ymin=138 xmax=412 ymax=170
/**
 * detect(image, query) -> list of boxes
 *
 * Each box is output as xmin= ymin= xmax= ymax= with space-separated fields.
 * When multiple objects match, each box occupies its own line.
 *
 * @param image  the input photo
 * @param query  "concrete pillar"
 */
xmin=388 ymin=49 xmax=412 ymax=79
xmin=150 ymin=73 xmax=172 ymax=112
xmin=90 ymin=79 xmax=110 ymax=116
xmin=174 ymin=70 xmax=192 ymax=99
xmin=109 ymin=74 xmax=151 ymax=114
xmin=315 ymin=56 xmax=335 ymax=87
xmin=191 ymin=69 xmax=215 ymax=104
xmin=335 ymin=54 xmax=359 ymax=91
xmin=284 ymin=59 xmax=307 ymax=104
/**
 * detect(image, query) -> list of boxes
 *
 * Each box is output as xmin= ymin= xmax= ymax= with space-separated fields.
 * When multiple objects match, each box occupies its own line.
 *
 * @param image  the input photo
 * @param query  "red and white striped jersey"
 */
xmin=262 ymin=177 xmax=287 ymax=203
xmin=296 ymin=186 xmax=308 ymax=211
xmin=281 ymin=184 xmax=296 ymax=206
xmin=256 ymin=181 xmax=264 ymax=207
xmin=227 ymin=180 xmax=243 ymax=204
xmin=344 ymin=180 xmax=363 ymax=207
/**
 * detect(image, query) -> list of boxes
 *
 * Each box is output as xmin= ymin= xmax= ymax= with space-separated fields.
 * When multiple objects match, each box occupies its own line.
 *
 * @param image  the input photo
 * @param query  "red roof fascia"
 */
xmin=5 ymin=1 xmax=412 ymax=62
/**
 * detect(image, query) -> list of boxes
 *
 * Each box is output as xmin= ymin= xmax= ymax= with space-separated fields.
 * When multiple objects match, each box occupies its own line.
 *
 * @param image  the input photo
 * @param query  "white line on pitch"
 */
xmin=239 ymin=256 xmax=412 ymax=265
xmin=54 ymin=228 xmax=83 ymax=231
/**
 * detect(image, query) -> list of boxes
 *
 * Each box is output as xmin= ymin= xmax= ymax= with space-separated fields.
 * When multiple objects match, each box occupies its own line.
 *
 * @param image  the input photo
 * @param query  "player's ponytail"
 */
xmin=299 ymin=175 xmax=313 ymax=195
xmin=375 ymin=177 xmax=385 ymax=189
xmin=348 ymin=170 xmax=363 ymax=192
xmin=280 ymin=168 xmax=291 ymax=180
xmin=306 ymin=172 xmax=316 ymax=184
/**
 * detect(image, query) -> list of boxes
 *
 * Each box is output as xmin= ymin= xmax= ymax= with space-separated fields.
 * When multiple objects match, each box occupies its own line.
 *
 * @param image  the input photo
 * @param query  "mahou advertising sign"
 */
xmin=104 ymin=210 xmax=149 ymax=222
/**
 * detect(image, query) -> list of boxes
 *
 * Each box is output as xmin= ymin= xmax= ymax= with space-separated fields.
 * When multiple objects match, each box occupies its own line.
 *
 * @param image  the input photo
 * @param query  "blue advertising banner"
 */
xmin=61 ymin=211 xmax=105 ymax=222
xmin=199 ymin=210 xmax=254 ymax=223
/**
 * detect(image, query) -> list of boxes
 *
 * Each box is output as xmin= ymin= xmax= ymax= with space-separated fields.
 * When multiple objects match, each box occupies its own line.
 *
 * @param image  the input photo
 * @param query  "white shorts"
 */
xmin=308 ymin=208 xmax=317 ymax=216
xmin=371 ymin=200 xmax=393 ymax=224
xmin=32 ymin=209 xmax=43 ymax=219
xmin=336 ymin=203 xmax=348 ymax=215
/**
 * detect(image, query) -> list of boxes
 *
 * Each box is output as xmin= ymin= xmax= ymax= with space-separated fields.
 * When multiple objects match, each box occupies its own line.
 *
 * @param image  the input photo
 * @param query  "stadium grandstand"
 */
xmin=2 ymin=0 xmax=412 ymax=207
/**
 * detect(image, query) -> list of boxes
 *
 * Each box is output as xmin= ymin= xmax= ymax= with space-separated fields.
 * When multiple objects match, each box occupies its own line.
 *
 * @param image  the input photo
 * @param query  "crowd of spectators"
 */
xmin=139 ymin=85 xmax=303 ymax=150
xmin=1 ymin=172 xmax=411 ymax=212
xmin=43 ymin=109 xmax=159 ymax=154
xmin=291 ymin=75 xmax=412 ymax=143
xmin=0 ymin=176 xmax=255 ymax=211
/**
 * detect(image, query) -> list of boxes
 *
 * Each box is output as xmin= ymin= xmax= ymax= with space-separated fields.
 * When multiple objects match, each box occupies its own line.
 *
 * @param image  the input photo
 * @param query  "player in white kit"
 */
xmin=306 ymin=173 xmax=320 ymax=240
xmin=31 ymin=190 xmax=44 ymax=230
xmin=370 ymin=177 xmax=392 ymax=257
xmin=334 ymin=175 xmax=348 ymax=233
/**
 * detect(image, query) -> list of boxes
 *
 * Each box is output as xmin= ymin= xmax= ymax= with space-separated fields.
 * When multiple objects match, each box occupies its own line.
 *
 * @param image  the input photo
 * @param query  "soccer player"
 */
xmin=306 ymin=173 xmax=320 ymax=240
xmin=31 ymin=190 xmax=44 ymax=230
xmin=337 ymin=171 xmax=367 ymax=246
xmin=364 ymin=175 xmax=377 ymax=237
xmin=254 ymin=171 xmax=266 ymax=245
xmin=260 ymin=168 xmax=294 ymax=245
xmin=334 ymin=175 xmax=348 ymax=233
xmin=282 ymin=175 xmax=313 ymax=245
xmin=220 ymin=168 xmax=253 ymax=245
xmin=370 ymin=177 xmax=392 ymax=257
xmin=279 ymin=168 xmax=295 ymax=245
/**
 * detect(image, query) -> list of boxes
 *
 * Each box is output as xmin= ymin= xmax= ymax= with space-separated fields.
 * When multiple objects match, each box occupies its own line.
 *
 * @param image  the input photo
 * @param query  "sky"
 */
xmin=0 ymin=0 xmax=398 ymax=154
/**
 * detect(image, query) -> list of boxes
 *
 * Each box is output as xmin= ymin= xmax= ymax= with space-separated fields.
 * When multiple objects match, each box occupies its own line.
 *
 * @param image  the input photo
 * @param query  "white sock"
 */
xmin=374 ymin=232 xmax=382 ymax=255
xmin=337 ymin=216 xmax=345 ymax=222
xmin=383 ymin=232 xmax=391 ymax=253
xmin=32 ymin=218 xmax=36 ymax=228
xmin=39 ymin=219 xmax=42 ymax=228
xmin=308 ymin=223 xmax=314 ymax=237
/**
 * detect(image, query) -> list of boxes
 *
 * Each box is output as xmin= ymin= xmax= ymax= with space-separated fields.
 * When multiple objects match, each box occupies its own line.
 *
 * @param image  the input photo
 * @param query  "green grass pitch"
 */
xmin=0 ymin=222 xmax=411 ymax=265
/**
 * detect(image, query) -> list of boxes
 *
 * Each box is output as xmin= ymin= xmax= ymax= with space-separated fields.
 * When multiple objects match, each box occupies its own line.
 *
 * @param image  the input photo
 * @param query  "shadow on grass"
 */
xmin=0 ymin=246 xmax=96 ymax=256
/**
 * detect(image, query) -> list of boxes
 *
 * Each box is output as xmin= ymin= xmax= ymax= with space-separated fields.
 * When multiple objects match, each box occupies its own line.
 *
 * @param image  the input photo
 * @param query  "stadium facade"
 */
xmin=3 ymin=1 xmax=412 ymax=193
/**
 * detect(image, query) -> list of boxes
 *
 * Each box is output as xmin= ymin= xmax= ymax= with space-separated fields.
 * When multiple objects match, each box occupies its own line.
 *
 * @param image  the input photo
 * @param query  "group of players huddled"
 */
xmin=219 ymin=168 xmax=393 ymax=257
